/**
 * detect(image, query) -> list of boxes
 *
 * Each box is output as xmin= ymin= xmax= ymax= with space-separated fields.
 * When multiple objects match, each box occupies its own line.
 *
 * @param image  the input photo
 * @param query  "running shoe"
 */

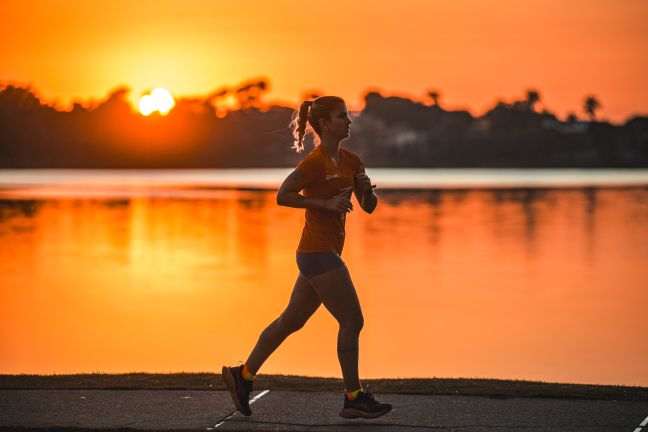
xmin=221 ymin=365 xmax=253 ymax=416
xmin=339 ymin=390 xmax=392 ymax=419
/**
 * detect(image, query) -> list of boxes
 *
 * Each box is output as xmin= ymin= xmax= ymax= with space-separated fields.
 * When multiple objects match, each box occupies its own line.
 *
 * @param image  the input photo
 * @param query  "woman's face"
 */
xmin=323 ymin=103 xmax=352 ymax=139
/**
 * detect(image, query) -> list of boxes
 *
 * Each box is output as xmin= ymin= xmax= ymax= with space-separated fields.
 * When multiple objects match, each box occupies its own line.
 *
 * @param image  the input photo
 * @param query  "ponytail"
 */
xmin=289 ymin=95 xmax=345 ymax=154
xmin=290 ymin=100 xmax=313 ymax=153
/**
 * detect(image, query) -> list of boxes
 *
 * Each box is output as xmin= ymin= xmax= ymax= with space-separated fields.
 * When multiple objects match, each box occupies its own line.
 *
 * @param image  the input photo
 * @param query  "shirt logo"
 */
xmin=325 ymin=173 xmax=340 ymax=181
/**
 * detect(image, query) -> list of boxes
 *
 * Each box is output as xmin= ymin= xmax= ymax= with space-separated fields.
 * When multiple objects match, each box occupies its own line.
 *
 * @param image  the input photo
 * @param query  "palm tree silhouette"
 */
xmin=525 ymin=89 xmax=540 ymax=112
xmin=426 ymin=90 xmax=441 ymax=107
xmin=583 ymin=95 xmax=601 ymax=121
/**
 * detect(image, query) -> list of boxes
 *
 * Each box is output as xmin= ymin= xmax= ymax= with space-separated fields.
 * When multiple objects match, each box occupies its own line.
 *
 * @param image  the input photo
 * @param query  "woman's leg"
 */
xmin=245 ymin=273 xmax=322 ymax=375
xmin=307 ymin=264 xmax=364 ymax=392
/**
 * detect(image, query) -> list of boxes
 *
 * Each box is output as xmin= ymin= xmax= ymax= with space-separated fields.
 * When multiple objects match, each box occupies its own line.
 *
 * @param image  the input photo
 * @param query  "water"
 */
xmin=1 ymin=169 xmax=647 ymax=387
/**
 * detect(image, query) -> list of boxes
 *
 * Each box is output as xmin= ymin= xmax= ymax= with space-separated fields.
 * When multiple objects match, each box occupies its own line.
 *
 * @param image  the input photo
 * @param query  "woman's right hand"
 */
xmin=323 ymin=187 xmax=353 ymax=213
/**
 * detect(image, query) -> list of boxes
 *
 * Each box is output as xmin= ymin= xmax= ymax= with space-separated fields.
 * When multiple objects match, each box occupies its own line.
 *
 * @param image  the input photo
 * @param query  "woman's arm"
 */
xmin=277 ymin=169 xmax=324 ymax=209
xmin=354 ymin=172 xmax=378 ymax=214
xmin=359 ymin=189 xmax=378 ymax=214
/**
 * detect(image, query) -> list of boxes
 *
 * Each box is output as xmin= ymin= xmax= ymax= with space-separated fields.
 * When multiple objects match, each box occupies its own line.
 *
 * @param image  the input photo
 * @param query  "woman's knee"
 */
xmin=340 ymin=313 xmax=364 ymax=334
xmin=277 ymin=314 xmax=307 ymax=334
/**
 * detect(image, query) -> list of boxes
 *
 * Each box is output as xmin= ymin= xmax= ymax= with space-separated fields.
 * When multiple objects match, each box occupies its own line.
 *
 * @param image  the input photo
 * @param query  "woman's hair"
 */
xmin=290 ymin=96 xmax=345 ymax=153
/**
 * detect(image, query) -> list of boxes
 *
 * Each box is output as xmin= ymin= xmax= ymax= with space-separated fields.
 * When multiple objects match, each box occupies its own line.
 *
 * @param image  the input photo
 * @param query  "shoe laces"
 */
xmin=361 ymin=384 xmax=377 ymax=403
xmin=364 ymin=391 xmax=376 ymax=402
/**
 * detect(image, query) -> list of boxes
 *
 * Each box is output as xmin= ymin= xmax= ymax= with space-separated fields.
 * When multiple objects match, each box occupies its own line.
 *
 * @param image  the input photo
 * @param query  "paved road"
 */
xmin=1 ymin=389 xmax=647 ymax=431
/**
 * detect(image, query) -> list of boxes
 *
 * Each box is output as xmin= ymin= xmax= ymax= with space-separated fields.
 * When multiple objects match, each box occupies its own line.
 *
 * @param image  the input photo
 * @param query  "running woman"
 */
xmin=222 ymin=96 xmax=392 ymax=419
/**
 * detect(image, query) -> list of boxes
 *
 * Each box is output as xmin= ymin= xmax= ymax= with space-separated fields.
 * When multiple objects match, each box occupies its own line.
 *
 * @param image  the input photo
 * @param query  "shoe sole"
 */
xmin=339 ymin=406 xmax=392 ymax=419
xmin=221 ymin=366 xmax=252 ymax=416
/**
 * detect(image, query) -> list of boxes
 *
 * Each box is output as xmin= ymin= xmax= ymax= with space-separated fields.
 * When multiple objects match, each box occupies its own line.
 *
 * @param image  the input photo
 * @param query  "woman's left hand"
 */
xmin=355 ymin=172 xmax=376 ymax=193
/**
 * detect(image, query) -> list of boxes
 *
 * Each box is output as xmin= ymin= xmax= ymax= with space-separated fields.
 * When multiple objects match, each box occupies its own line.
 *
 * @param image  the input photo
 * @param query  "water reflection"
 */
xmin=0 ymin=199 xmax=43 ymax=221
xmin=1 ymin=187 xmax=647 ymax=386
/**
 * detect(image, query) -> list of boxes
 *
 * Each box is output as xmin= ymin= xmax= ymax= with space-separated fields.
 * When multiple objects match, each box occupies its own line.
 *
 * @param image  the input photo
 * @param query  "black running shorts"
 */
xmin=296 ymin=252 xmax=345 ymax=279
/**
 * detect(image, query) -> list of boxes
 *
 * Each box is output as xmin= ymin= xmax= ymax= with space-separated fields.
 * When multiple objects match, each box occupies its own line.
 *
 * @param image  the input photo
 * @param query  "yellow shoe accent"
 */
xmin=242 ymin=363 xmax=256 ymax=381
xmin=345 ymin=387 xmax=363 ymax=400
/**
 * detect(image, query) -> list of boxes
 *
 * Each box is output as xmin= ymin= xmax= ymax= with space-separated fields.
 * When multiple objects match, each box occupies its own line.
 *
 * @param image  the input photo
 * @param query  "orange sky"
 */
xmin=1 ymin=0 xmax=646 ymax=123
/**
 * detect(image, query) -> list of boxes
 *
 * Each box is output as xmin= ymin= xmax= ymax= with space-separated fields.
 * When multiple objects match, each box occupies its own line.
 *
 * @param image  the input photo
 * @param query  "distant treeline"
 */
xmin=1 ymin=82 xmax=647 ymax=168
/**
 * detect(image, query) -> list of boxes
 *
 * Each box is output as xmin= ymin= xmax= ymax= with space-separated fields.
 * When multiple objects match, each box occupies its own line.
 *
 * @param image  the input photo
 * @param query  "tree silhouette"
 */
xmin=426 ymin=90 xmax=441 ymax=106
xmin=525 ymin=89 xmax=540 ymax=112
xmin=566 ymin=112 xmax=578 ymax=123
xmin=302 ymin=91 xmax=323 ymax=101
xmin=583 ymin=95 xmax=601 ymax=121
xmin=207 ymin=87 xmax=229 ymax=103
xmin=235 ymin=79 xmax=269 ymax=109
xmin=0 ymin=84 xmax=44 ymax=111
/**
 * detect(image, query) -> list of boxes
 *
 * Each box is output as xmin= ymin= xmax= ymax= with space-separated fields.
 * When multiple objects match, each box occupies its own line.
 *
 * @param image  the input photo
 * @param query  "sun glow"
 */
xmin=138 ymin=88 xmax=175 ymax=116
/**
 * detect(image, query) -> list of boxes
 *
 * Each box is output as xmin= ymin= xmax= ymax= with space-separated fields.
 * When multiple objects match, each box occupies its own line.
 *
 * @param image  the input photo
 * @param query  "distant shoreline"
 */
xmin=1 ymin=168 xmax=648 ymax=192
xmin=3 ymin=85 xmax=648 ymax=169
xmin=1 ymin=374 xmax=646 ymax=401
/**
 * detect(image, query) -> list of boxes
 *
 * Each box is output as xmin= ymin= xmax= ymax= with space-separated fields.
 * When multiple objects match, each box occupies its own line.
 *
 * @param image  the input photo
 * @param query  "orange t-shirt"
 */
xmin=295 ymin=145 xmax=365 ymax=255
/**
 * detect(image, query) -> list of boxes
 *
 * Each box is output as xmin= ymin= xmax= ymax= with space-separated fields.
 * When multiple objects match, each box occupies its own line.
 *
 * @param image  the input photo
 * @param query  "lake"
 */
xmin=1 ymin=169 xmax=647 ymax=387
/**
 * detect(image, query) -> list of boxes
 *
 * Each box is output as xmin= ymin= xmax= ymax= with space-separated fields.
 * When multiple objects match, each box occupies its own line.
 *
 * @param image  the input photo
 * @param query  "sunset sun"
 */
xmin=138 ymin=88 xmax=175 ymax=116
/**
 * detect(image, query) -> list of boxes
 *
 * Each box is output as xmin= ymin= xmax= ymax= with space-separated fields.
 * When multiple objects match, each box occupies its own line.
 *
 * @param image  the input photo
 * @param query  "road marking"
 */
xmin=207 ymin=390 xmax=270 ymax=430
xmin=634 ymin=413 xmax=648 ymax=432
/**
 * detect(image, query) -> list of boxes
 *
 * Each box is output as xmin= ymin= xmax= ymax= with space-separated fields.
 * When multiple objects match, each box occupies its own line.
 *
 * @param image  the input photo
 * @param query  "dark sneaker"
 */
xmin=222 ymin=365 xmax=253 ymax=416
xmin=339 ymin=391 xmax=392 ymax=419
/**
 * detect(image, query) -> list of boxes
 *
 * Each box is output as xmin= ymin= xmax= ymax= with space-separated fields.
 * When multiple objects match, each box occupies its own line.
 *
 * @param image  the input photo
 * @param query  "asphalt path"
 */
xmin=1 ymin=389 xmax=647 ymax=431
